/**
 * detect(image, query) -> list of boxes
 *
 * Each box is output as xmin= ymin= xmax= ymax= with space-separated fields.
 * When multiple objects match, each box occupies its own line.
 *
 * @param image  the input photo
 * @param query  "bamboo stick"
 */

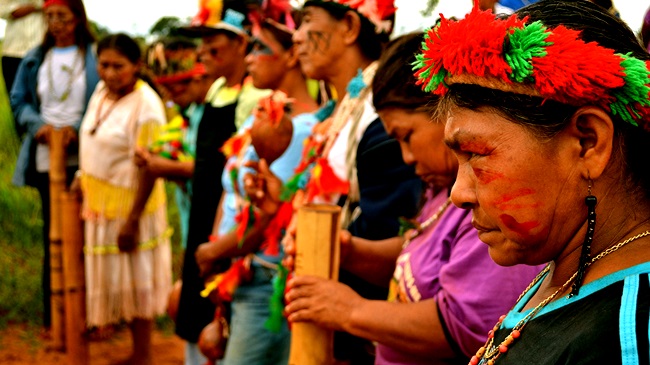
xmin=61 ymin=191 xmax=88 ymax=365
xmin=289 ymin=204 xmax=341 ymax=365
xmin=49 ymin=129 xmax=66 ymax=351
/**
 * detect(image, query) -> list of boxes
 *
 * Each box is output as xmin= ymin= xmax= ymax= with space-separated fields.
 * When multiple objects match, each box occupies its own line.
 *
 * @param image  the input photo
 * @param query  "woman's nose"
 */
xmin=450 ymin=163 xmax=477 ymax=210
xmin=292 ymin=25 xmax=305 ymax=45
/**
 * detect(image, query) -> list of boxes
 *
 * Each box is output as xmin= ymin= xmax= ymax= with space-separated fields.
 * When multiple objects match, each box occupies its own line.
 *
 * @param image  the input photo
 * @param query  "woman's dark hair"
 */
xmin=97 ymin=33 xmax=142 ymax=64
xmin=442 ymin=0 xmax=650 ymax=199
xmin=372 ymin=32 xmax=437 ymax=112
xmin=98 ymin=33 xmax=165 ymax=95
xmin=306 ymin=2 xmax=386 ymax=61
xmin=261 ymin=20 xmax=294 ymax=51
xmin=42 ymin=0 xmax=96 ymax=55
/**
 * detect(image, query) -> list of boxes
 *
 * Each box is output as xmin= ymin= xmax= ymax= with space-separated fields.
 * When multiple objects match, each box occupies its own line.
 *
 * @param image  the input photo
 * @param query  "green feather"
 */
xmin=505 ymin=21 xmax=550 ymax=83
xmin=610 ymin=53 xmax=650 ymax=126
xmin=398 ymin=217 xmax=418 ymax=237
xmin=281 ymin=170 xmax=306 ymax=201
xmin=264 ymin=265 xmax=288 ymax=333
xmin=413 ymin=28 xmax=449 ymax=93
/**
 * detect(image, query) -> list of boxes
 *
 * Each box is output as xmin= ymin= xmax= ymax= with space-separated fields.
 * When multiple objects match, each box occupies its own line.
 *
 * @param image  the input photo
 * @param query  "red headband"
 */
xmin=44 ymin=0 xmax=69 ymax=8
xmin=155 ymin=63 xmax=207 ymax=85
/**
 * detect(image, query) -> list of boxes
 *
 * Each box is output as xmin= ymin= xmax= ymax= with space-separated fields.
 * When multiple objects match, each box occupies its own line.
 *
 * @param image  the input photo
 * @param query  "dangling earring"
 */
xmin=570 ymin=174 xmax=597 ymax=297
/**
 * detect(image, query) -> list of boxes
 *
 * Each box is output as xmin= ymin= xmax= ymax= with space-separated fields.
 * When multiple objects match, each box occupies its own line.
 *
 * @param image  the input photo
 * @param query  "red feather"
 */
xmin=214 ymin=259 xmax=252 ymax=302
xmin=416 ymin=6 xmax=527 ymax=93
xmin=261 ymin=202 xmax=294 ymax=256
xmin=305 ymin=158 xmax=349 ymax=201
xmin=532 ymin=26 xmax=625 ymax=106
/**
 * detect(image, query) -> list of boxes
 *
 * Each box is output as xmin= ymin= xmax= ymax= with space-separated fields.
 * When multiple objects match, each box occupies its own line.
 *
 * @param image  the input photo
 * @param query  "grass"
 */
xmin=0 ymin=59 xmax=45 ymax=328
xmin=0 ymin=59 xmax=184 ymax=331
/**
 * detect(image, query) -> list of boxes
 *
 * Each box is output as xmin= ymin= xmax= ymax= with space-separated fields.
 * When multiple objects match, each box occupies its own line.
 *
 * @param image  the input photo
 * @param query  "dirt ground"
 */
xmin=0 ymin=324 xmax=185 ymax=365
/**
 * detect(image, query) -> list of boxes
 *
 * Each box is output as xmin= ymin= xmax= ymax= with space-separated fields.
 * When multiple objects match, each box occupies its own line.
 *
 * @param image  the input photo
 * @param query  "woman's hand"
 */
xmin=117 ymin=218 xmax=139 ymax=252
xmin=196 ymin=240 xmax=220 ymax=278
xmin=339 ymin=230 xmax=353 ymax=266
xmin=134 ymin=147 xmax=169 ymax=177
xmin=280 ymin=222 xmax=297 ymax=271
xmin=243 ymin=159 xmax=283 ymax=216
xmin=134 ymin=147 xmax=151 ymax=168
xmin=284 ymin=275 xmax=363 ymax=331
xmin=11 ymin=5 xmax=39 ymax=19
xmin=34 ymin=124 xmax=53 ymax=144
xmin=61 ymin=126 xmax=78 ymax=149
xmin=69 ymin=173 xmax=83 ymax=200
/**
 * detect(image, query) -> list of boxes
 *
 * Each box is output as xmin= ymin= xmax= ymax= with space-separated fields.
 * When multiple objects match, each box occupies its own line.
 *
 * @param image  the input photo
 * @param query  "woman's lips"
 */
xmin=471 ymin=219 xmax=494 ymax=232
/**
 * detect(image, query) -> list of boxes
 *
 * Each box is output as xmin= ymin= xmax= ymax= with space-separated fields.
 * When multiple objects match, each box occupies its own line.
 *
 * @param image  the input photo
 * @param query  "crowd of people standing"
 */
xmin=5 ymin=0 xmax=650 ymax=364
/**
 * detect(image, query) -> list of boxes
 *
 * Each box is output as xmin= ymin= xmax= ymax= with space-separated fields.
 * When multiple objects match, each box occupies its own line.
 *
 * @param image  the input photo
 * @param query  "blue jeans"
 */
xmin=222 ymin=266 xmax=290 ymax=365
xmin=185 ymin=341 xmax=209 ymax=365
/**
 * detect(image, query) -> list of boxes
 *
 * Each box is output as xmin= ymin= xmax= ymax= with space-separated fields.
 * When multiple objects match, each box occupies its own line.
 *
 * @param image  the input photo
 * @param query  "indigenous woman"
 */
xmin=10 ymin=0 xmax=98 ymax=329
xmin=285 ymin=32 xmax=542 ymax=365
xmin=141 ymin=39 xmax=210 ymax=250
xmin=413 ymin=1 xmax=650 ymax=364
xmin=194 ymin=9 xmax=319 ymax=364
xmin=78 ymin=33 xmax=172 ymax=365
xmin=245 ymin=1 xmax=422 ymax=363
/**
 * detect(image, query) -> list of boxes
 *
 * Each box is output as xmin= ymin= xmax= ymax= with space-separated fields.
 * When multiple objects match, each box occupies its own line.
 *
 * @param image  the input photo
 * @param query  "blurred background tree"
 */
xmin=149 ymin=16 xmax=184 ymax=39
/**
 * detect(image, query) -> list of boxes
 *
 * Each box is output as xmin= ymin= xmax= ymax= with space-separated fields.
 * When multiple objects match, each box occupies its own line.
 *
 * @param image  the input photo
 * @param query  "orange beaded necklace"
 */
xmin=471 ymin=230 xmax=650 ymax=365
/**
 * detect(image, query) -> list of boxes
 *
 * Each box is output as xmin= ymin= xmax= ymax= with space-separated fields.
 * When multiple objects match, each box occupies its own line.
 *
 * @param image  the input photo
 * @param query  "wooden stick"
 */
xmin=49 ymin=129 xmax=66 ymax=351
xmin=61 ymin=191 xmax=88 ymax=365
xmin=289 ymin=204 xmax=341 ymax=365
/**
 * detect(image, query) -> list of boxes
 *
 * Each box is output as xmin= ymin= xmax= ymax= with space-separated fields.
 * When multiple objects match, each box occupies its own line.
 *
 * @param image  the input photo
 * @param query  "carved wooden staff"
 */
xmin=61 ymin=190 xmax=88 ymax=364
xmin=289 ymin=204 xmax=341 ymax=365
xmin=49 ymin=129 xmax=66 ymax=351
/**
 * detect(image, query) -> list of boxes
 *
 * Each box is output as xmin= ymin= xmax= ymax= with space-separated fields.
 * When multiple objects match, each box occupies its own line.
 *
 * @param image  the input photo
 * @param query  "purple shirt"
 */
xmin=376 ymin=189 xmax=543 ymax=364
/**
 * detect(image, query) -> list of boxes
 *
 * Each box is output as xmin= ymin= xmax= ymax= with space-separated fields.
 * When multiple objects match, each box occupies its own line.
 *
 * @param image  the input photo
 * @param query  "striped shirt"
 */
xmin=0 ymin=0 xmax=45 ymax=58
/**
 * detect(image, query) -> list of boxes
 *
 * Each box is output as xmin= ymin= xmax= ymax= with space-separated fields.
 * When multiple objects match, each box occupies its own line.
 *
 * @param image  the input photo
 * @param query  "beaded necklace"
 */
xmin=90 ymin=91 xmax=120 ymax=135
xmin=321 ymin=62 xmax=378 ymax=159
xmin=47 ymin=49 xmax=82 ymax=102
xmin=471 ymin=229 xmax=650 ymax=365
xmin=402 ymin=197 xmax=452 ymax=249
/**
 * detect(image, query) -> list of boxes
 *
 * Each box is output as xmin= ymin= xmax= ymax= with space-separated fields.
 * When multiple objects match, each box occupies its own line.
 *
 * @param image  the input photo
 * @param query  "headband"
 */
xmin=413 ymin=3 xmax=650 ymax=128
xmin=147 ymin=42 xmax=206 ymax=85
xmin=43 ymin=0 xmax=69 ymax=8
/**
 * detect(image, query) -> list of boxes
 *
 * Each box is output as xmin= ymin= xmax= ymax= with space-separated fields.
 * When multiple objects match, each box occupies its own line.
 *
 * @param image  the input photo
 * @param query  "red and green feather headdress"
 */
xmin=413 ymin=3 xmax=650 ymax=129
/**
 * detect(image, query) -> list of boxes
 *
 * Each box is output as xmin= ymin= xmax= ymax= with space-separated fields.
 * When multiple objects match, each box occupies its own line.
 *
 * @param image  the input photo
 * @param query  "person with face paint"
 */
xmin=9 ymin=0 xmax=98 ymax=331
xmin=173 ymin=3 xmax=271 ymax=364
xmin=244 ymin=0 xmax=423 ymax=363
xmin=78 ymin=33 xmax=172 ymax=365
xmin=284 ymin=32 xmax=543 ymax=365
xmin=193 ymin=5 xmax=321 ymax=362
xmin=140 ymin=39 xmax=212 ymax=251
xmin=413 ymin=1 xmax=650 ymax=364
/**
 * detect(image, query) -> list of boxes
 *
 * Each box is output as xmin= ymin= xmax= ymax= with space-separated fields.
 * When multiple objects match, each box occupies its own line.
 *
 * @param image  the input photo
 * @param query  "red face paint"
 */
xmin=495 ymin=202 xmax=543 ymax=210
xmin=473 ymin=167 xmax=505 ymax=184
xmin=499 ymin=214 xmax=541 ymax=237
xmin=459 ymin=140 xmax=493 ymax=155
xmin=493 ymin=188 xmax=535 ymax=206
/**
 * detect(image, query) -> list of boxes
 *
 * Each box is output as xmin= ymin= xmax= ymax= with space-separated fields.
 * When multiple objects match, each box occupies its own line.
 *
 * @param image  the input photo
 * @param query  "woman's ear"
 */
xmin=569 ymin=106 xmax=615 ymax=180
xmin=286 ymin=45 xmax=299 ymax=69
xmin=236 ymin=36 xmax=248 ymax=56
xmin=341 ymin=10 xmax=362 ymax=46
